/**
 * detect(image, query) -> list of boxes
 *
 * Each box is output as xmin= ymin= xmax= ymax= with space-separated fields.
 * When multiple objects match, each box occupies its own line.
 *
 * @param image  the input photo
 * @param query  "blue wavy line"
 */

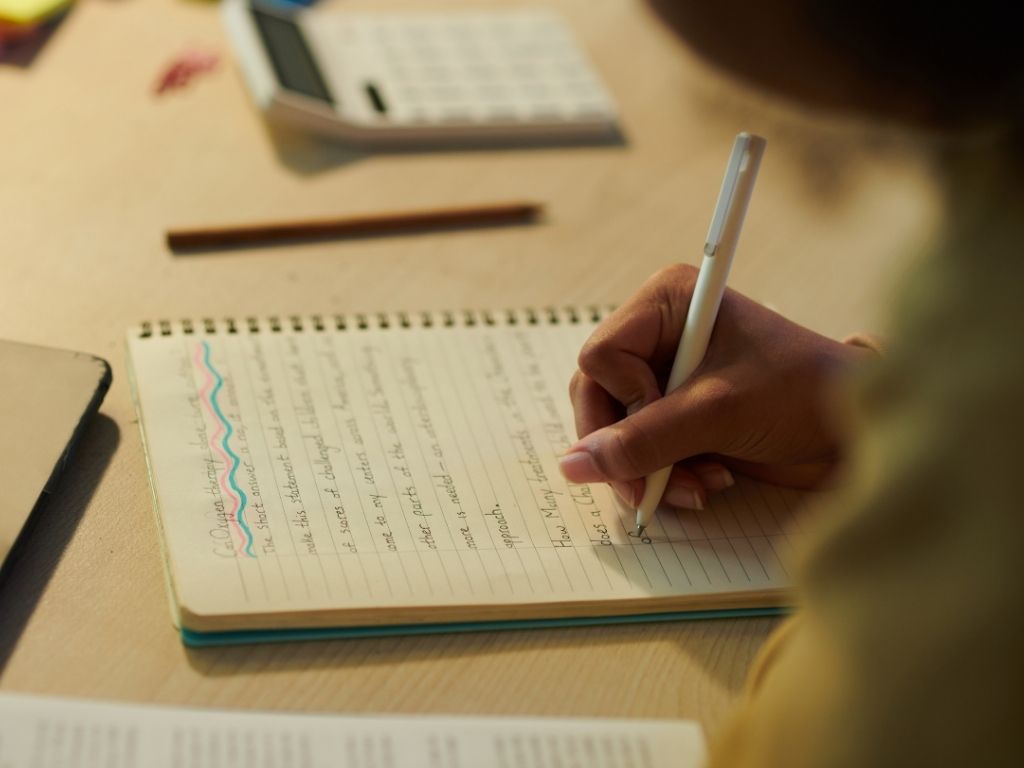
xmin=202 ymin=341 xmax=255 ymax=557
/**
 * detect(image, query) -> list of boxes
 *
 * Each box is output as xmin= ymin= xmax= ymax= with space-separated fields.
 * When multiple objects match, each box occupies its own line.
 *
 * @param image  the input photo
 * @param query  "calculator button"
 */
xmin=529 ymin=105 xmax=565 ymax=121
xmin=428 ymin=84 xmax=465 ymax=102
xmin=420 ymin=64 xmax=452 ymax=82
xmin=363 ymin=82 xmax=388 ymax=115
xmin=573 ymin=105 xmax=613 ymax=120
xmin=440 ymin=108 xmax=474 ymax=123
xmin=328 ymin=11 xmax=617 ymax=131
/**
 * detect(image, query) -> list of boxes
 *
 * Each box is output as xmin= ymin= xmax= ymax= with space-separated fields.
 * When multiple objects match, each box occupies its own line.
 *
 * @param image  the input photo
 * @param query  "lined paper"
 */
xmin=128 ymin=312 xmax=800 ymax=629
xmin=0 ymin=693 xmax=707 ymax=768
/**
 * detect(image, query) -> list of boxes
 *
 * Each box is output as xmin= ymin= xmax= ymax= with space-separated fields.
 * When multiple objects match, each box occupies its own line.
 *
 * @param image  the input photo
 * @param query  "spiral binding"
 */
xmin=137 ymin=306 xmax=613 ymax=338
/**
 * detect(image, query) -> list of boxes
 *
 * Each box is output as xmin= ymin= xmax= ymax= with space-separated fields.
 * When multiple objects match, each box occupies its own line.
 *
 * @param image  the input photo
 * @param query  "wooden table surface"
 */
xmin=0 ymin=0 xmax=936 ymax=737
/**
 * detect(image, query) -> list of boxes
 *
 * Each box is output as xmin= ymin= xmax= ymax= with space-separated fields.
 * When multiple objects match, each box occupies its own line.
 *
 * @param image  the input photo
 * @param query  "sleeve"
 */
xmin=707 ymin=238 xmax=1024 ymax=768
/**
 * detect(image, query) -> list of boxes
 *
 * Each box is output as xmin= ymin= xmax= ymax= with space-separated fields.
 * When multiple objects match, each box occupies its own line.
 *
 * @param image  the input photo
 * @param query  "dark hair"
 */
xmin=648 ymin=0 xmax=1024 ymax=129
xmin=808 ymin=1 xmax=1024 ymax=126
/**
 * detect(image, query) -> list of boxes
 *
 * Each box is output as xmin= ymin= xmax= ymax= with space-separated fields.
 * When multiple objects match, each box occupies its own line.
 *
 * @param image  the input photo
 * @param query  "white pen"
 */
xmin=635 ymin=132 xmax=767 ymax=537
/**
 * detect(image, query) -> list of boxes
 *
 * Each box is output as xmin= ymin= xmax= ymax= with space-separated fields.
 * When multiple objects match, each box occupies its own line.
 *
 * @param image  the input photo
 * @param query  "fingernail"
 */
xmin=663 ymin=485 xmax=704 ymax=510
xmin=558 ymin=450 xmax=605 ymax=483
xmin=698 ymin=467 xmax=735 ymax=492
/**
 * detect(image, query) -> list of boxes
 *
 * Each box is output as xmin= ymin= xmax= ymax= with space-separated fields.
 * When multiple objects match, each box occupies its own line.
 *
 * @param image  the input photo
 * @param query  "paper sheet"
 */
xmin=0 ymin=693 xmax=707 ymax=768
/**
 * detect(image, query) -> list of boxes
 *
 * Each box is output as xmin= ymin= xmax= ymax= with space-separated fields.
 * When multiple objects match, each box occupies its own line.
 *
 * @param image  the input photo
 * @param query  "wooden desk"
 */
xmin=0 ymin=0 xmax=935 ymax=735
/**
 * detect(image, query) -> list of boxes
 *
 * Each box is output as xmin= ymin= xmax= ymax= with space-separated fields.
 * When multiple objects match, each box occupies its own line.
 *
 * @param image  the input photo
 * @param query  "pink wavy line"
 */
xmin=194 ymin=343 xmax=247 ymax=555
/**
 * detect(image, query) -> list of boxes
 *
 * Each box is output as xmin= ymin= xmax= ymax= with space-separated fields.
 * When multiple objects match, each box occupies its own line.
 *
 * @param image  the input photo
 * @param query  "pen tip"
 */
xmin=635 ymin=524 xmax=646 ymax=538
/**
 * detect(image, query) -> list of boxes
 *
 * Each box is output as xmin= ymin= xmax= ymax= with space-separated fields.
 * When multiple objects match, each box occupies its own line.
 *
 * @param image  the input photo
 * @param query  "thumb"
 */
xmin=558 ymin=379 xmax=728 ymax=483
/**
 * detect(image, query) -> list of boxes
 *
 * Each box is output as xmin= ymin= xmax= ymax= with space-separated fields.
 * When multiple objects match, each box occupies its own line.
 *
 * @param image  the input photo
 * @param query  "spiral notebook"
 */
xmin=127 ymin=309 xmax=800 ymax=646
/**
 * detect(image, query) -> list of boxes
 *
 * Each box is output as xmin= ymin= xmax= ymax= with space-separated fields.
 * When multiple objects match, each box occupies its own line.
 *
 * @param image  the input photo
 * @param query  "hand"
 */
xmin=559 ymin=264 xmax=870 ymax=510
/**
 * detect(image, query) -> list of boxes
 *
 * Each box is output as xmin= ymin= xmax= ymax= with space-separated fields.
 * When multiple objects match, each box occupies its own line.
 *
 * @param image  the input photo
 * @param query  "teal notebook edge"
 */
xmin=180 ymin=607 xmax=787 ymax=647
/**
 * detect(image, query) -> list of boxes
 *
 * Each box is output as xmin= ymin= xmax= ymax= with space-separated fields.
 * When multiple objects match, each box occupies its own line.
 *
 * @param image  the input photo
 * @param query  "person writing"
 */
xmin=559 ymin=1 xmax=1023 ymax=765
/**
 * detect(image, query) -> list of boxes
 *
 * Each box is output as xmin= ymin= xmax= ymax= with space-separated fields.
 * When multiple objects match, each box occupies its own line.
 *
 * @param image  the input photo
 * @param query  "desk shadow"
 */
xmin=264 ymin=122 xmax=369 ymax=177
xmin=185 ymin=612 xmax=779 ymax=700
xmin=0 ymin=414 xmax=120 ymax=672
xmin=264 ymin=120 xmax=626 ymax=177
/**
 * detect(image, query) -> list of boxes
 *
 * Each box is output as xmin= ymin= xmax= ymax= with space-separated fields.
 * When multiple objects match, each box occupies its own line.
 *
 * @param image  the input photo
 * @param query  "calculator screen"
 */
xmin=251 ymin=6 xmax=334 ymax=105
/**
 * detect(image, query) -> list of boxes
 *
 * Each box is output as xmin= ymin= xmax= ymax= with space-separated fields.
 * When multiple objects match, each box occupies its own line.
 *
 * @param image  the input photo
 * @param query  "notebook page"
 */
xmin=128 ymin=313 xmax=799 ymax=629
xmin=0 ymin=693 xmax=707 ymax=768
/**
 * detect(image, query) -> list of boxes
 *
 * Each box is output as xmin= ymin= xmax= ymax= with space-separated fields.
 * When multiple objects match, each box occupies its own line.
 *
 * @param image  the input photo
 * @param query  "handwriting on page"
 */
xmin=136 ymin=318 xmax=799 ymax=610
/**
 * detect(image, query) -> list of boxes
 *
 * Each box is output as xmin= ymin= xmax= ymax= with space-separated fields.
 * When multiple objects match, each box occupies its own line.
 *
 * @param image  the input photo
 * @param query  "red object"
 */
xmin=0 ymin=20 xmax=41 ymax=44
xmin=154 ymin=49 xmax=219 ymax=95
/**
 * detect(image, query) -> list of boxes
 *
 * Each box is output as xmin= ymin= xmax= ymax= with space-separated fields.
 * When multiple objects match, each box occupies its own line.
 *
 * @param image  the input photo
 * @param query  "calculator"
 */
xmin=222 ymin=0 xmax=621 ymax=148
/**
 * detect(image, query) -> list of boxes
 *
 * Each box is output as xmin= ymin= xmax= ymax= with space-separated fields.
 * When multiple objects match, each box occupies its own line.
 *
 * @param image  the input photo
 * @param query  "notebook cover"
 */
xmin=180 ymin=607 xmax=786 ymax=646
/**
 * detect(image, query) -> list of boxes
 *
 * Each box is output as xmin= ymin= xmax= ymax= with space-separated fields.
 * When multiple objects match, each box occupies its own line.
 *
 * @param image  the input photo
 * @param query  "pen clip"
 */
xmin=704 ymin=133 xmax=752 ymax=257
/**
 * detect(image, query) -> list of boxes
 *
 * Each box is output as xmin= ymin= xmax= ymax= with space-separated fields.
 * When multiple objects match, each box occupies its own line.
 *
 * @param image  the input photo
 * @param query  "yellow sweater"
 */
xmin=710 ymin=162 xmax=1024 ymax=767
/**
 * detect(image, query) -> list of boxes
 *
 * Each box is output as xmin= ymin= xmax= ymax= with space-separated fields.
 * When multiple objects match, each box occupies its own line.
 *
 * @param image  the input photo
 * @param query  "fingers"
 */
xmin=685 ymin=458 xmax=736 ymax=494
xmin=661 ymin=464 xmax=707 ymax=510
xmin=576 ymin=265 xmax=699 ymax=411
xmin=577 ymin=329 xmax=662 ymax=413
xmin=565 ymin=263 xmax=852 ymax=507
xmin=567 ymin=263 xmax=703 ymax=457
xmin=568 ymin=457 xmax=735 ymax=511
xmin=560 ymin=375 xmax=731 ymax=484
xmin=564 ymin=265 xmax=735 ymax=509
xmin=719 ymin=456 xmax=835 ymax=489
xmin=565 ymin=369 xmax=728 ymax=506
xmin=569 ymin=370 xmax=620 ymax=440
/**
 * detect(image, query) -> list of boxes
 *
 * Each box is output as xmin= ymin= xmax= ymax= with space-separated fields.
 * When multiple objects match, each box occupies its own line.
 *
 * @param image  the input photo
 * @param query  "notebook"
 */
xmin=127 ymin=309 xmax=800 ymax=646
xmin=0 ymin=691 xmax=707 ymax=768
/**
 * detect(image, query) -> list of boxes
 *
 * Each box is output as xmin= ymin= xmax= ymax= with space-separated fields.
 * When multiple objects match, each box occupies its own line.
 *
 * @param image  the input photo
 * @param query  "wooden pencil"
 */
xmin=167 ymin=201 xmax=544 ymax=251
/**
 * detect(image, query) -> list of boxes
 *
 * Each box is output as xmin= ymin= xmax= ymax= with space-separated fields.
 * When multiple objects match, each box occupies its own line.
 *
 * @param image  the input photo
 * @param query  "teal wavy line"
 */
xmin=203 ymin=341 xmax=255 ymax=557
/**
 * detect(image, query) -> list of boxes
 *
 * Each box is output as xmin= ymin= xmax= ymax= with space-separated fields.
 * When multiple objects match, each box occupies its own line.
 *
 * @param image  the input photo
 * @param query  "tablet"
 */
xmin=0 ymin=340 xmax=110 ymax=572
